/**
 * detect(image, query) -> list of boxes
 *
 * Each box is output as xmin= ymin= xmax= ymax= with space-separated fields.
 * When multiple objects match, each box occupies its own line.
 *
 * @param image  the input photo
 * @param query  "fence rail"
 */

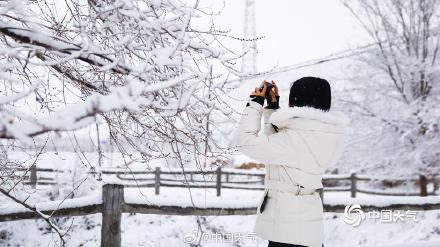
xmin=19 ymin=166 xmax=439 ymax=198
xmin=1 ymin=183 xmax=440 ymax=247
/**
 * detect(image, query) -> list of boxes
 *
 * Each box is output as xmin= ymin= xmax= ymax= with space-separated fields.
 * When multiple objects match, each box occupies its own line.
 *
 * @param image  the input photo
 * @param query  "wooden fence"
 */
xmin=2 ymin=183 xmax=440 ymax=247
xmin=22 ymin=166 xmax=439 ymax=198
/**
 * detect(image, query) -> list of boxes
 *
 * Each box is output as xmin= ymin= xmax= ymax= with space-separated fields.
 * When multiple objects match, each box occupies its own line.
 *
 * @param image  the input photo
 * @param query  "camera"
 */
xmin=250 ymin=81 xmax=273 ymax=98
xmin=262 ymin=81 xmax=273 ymax=98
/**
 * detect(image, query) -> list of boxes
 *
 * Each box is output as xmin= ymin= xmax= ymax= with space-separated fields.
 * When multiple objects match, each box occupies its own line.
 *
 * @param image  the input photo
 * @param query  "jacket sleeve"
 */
xmin=235 ymin=101 xmax=296 ymax=166
xmin=263 ymin=108 xmax=277 ymax=135
xmin=263 ymin=95 xmax=280 ymax=135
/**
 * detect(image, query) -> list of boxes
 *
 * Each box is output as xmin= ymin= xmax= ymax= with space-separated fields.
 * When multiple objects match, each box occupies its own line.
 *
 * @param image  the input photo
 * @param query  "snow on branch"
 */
xmin=341 ymin=0 xmax=440 ymax=177
xmin=0 ymin=0 xmax=239 ymax=166
xmin=0 ymin=75 xmax=193 ymax=143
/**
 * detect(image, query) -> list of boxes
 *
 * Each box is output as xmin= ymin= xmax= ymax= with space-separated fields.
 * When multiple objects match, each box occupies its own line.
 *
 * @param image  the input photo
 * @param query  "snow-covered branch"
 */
xmin=0 ymin=0 xmax=238 ymax=166
xmin=342 ymin=0 xmax=440 ymax=177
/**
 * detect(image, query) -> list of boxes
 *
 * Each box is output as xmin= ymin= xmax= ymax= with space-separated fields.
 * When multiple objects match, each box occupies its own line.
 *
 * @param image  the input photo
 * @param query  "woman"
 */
xmin=236 ymin=77 xmax=349 ymax=247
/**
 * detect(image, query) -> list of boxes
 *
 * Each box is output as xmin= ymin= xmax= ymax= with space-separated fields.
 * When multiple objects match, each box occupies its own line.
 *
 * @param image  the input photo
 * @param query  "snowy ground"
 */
xmin=2 ymin=150 xmax=440 ymax=246
xmin=2 ymin=212 xmax=440 ymax=247
xmin=1 ymin=186 xmax=440 ymax=246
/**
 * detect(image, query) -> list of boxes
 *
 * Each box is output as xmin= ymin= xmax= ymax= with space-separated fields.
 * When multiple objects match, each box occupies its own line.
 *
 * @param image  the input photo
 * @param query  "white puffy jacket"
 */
xmin=236 ymin=101 xmax=349 ymax=247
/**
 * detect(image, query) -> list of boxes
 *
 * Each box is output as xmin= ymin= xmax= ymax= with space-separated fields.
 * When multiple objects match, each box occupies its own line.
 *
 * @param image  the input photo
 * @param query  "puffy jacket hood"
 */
xmin=268 ymin=106 xmax=350 ymax=129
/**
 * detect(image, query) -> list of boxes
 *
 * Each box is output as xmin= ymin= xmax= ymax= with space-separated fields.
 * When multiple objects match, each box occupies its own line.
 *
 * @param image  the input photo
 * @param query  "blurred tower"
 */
xmin=241 ymin=0 xmax=257 ymax=75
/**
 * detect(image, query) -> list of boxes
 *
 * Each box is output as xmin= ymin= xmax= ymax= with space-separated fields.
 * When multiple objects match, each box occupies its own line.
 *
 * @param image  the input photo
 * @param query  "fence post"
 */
xmin=420 ymin=174 xmax=428 ymax=197
xmin=30 ymin=164 xmax=37 ymax=188
xmin=101 ymin=184 xmax=124 ymax=247
xmin=216 ymin=167 xmax=222 ymax=196
xmin=350 ymin=173 xmax=357 ymax=198
xmin=434 ymin=177 xmax=439 ymax=194
xmin=155 ymin=167 xmax=161 ymax=195
xmin=225 ymin=173 xmax=229 ymax=183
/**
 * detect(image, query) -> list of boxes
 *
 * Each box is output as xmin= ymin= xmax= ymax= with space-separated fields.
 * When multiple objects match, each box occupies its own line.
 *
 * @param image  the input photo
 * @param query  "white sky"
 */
xmin=207 ymin=0 xmax=371 ymax=71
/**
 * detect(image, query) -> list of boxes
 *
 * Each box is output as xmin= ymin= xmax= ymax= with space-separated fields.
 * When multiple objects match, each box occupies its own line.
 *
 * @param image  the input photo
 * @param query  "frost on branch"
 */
xmin=0 ymin=0 xmax=239 ymax=166
xmin=341 ymin=0 xmax=440 ymax=177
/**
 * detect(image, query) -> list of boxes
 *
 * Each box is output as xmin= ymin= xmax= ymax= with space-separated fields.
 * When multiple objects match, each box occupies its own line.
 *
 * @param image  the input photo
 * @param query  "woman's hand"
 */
xmin=267 ymin=80 xmax=280 ymax=109
xmin=250 ymin=80 xmax=268 ymax=98
xmin=272 ymin=80 xmax=279 ymax=96
xmin=269 ymin=80 xmax=279 ymax=102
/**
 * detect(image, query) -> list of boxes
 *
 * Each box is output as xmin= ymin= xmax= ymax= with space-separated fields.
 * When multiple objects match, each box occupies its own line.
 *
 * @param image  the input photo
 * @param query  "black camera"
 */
xmin=250 ymin=81 xmax=273 ymax=98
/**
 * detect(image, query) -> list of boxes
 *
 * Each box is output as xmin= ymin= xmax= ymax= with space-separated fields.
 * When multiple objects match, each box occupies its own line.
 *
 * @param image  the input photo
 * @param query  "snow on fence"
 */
xmin=1 ymin=183 xmax=440 ymax=247
xmin=21 ymin=166 xmax=439 ymax=198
